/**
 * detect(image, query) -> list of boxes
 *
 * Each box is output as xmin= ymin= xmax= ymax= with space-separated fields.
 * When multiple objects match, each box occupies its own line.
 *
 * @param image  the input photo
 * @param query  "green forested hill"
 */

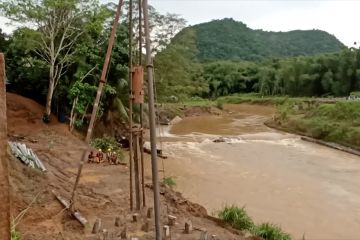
xmin=175 ymin=18 xmax=345 ymax=61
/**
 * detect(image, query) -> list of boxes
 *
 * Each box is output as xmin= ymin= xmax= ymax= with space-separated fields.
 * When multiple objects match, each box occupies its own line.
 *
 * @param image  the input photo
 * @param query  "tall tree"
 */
xmin=0 ymin=0 xmax=98 ymax=117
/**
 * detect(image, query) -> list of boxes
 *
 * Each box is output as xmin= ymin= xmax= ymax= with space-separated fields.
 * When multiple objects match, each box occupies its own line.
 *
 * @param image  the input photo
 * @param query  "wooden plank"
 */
xmin=0 ymin=53 xmax=10 ymax=239
xmin=52 ymin=190 xmax=89 ymax=227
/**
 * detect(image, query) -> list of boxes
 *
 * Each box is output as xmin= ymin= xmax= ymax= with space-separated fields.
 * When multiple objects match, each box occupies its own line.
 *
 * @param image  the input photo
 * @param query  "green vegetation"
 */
xmin=201 ymin=49 xmax=360 ymax=98
xmin=154 ymin=28 xmax=208 ymax=100
xmin=253 ymin=223 xmax=292 ymax=240
xmin=217 ymin=93 xmax=291 ymax=105
xmin=2 ymin=1 xmax=359 ymax=132
xmin=218 ymin=205 xmax=291 ymax=240
xmin=90 ymin=136 xmax=124 ymax=160
xmin=11 ymin=227 xmax=20 ymax=240
xmin=177 ymin=18 xmax=344 ymax=62
xmin=218 ymin=205 xmax=255 ymax=231
xmin=155 ymin=19 xmax=360 ymax=100
xmin=274 ymin=101 xmax=360 ymax=147
xmin=163 ymin=177 xmax=176 ymax=188
xmin=0 ymin=0 xmax=185 ymax=133
xmin=350 ymin=91 xmax=360 ymax=97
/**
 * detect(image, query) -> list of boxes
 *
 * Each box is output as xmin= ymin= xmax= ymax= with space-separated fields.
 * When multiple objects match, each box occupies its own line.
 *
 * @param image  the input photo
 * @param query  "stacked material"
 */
xmin=8 ymin=142 xmax=46 ymax=172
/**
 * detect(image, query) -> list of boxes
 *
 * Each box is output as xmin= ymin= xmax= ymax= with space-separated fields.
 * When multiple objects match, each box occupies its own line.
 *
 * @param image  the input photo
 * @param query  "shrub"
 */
xmin=11 ymin=227 xmax=20 ymax=240
xmin=216 ymin=100 xmax=223 ymax=110
xmin=253 ymin=223 xmax=291 ymax=240
xmin=218 ymin=205 xmax=254 ymax=231
xmin=163 ymin=177 xmax=176 ymax=187
xmin=90 ymin=136 xmax=124 ymax=161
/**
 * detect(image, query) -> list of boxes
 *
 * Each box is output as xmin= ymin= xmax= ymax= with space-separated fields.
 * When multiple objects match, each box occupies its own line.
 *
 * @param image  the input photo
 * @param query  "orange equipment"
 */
xmin=132 ymin=65 xmax=144 ymax=103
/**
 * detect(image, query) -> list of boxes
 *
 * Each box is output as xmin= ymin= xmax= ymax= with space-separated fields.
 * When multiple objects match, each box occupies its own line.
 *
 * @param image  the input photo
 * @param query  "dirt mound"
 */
xmin=7 ymin=92 xmax=73 ymax=138
xmin=7 ymin=93 xmax=48 ymax=135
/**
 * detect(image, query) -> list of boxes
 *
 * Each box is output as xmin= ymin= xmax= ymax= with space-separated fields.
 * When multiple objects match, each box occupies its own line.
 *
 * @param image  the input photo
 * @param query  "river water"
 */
xmin=157 ymin=104 xmax=360 ymax=239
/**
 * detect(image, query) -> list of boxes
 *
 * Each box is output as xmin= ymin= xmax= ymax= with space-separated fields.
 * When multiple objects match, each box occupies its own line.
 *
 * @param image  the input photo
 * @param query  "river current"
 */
xmin=156 ymin=104 xmax=360 ymax=239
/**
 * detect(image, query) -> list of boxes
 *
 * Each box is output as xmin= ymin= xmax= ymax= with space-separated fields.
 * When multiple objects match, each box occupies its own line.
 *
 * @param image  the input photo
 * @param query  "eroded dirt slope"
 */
xmin=7 ymin=93 xmax=248 ymax=240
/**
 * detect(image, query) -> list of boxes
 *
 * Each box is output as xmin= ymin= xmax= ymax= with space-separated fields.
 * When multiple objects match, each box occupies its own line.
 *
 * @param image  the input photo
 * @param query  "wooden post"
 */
xmin=146 ymin=207 xmax=153 ymax=219
xmin=167 ymin=215 xmax=176 ymax=226
xmin=184 ymin=220 xmax=193 ymax=234
xmin=92 ymin=218 xmax=101 ymax=234
xmin=115 ymin=217 xmax=121 ymax=227
xmin=0 ymin=53 xmax=10 ymax=240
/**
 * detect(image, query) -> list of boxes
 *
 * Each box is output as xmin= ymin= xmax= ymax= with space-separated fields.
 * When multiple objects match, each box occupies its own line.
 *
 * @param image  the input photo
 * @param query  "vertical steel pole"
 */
xmin=134 ymin=133 xmax=141 ymax=210
xmin=138 ymin=0 xmax=146 ymax=208
xmin=85 ymin=0 xmax=124 ymax=144
xmin=129 ymin=0 xmax=134 ymax=211
xmin=142 ymin=1 xmax=161 ymax=239
xmin=138 ymin=0 xmax=143 ymax=65
xmin=0 ymin=53 xmax=10 ymax=240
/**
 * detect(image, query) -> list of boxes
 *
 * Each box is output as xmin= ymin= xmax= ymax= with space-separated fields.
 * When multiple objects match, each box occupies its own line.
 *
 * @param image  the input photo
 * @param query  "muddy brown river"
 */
xmin=156 ymin=104 xmax=360 ymax=239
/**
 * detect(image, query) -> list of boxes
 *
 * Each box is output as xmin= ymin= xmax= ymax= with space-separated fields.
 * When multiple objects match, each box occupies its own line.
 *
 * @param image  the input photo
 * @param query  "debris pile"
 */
xmin=8 ymin=142 xmax=46 ymax=172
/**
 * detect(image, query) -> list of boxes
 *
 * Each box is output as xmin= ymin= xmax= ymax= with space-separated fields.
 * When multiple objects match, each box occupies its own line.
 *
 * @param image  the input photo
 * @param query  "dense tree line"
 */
xmin=153 ymin=18 xmax=359 ymax=100
xmin=0 ymin=0 xmax=185 ymax=128
xmin=200 ymin=48 xmax=360 ymax=98
xmin=154 ymin=23 xmax=360 ymax=99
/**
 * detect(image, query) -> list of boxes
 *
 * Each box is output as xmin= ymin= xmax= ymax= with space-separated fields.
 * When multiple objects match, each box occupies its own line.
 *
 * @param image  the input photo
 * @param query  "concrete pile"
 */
xmin=8 ymin=142 xmax=46 ymax=172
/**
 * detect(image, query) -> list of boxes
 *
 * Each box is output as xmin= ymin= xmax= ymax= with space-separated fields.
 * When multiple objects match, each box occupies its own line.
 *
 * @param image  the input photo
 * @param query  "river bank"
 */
xmin=268 ymin=99 xmax=360 ymax=150
xmin=213 ymin=94 xmax=360 ymax=151
xmin=159 ymin=102 xmax=360 ymax=239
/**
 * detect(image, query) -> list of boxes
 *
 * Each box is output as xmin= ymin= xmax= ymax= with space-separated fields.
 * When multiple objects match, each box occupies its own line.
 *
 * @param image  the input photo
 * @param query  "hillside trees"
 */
xmin=154 ymin=28 xmax=208 ymax=100
xmin=1 ymin=0 xmax=188 ymax=127
xmin=0 ymin=0 xmax=104 ymax=118
xmin=5 ymin=27 xmax=49 ymax=100
xmin=197 ymin=48 xmax=360 ymax=98
xmin=185 ymin=18 xmax=345 ymax=62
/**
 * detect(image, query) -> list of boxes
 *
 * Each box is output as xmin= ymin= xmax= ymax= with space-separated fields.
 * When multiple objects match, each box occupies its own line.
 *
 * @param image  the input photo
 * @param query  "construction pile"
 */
xmin=8 ymin=142 xmax=46 ymax=172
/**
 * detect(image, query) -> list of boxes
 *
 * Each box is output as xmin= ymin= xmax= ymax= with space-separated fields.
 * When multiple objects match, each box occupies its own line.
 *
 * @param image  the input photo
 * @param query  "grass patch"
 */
xmin=90 ymin=135 xmax=124 ymax=161
xmin=11 ymin=226 xmax=20 ymax=240
xmin=253 ymin=223 xmax=291 ymax=240
xmin=163 ymin=176 xmax=176 ymax=188
xmin=218 ymin=205 xmax=292 ymax=239
xmin=218 ymin=205 xmax=255 ymax=231
xmin=274 ymin=100 xmax=360 ymax=147
xmin=216 ymin=93 xmax=295 ymax=106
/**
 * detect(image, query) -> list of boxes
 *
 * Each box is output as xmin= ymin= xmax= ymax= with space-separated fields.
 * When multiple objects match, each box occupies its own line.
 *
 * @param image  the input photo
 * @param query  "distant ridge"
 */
xmin=172 ymin=18 xmax=345 ymax=61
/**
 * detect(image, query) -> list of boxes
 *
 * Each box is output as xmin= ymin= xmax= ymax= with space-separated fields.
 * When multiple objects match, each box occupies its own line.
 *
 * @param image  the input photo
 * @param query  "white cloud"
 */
xmin=0 ymin=16 xmax=14 ymax=33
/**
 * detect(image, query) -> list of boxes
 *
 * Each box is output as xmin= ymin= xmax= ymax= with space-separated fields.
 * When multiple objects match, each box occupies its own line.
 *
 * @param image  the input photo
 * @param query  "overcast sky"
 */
xmin=1 ymin=0 xmax=359 ymax=47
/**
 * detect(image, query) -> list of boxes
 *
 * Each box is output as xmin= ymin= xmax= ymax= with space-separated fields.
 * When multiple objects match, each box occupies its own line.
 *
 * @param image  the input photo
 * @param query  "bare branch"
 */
xmin=80 ymin=65 xmax=99 ymax=82
xmin=34 ymin=48 xmax=50 ymax=63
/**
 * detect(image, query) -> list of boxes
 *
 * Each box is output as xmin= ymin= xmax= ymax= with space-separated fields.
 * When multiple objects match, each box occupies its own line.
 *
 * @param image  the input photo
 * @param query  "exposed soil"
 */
xmin=7 ymin=93 xmax=248 ymax=239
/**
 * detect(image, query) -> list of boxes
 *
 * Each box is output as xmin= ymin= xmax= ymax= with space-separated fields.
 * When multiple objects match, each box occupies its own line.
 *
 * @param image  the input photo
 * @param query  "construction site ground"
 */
xmin=7 ymin=93 xmax=253 ymax=240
